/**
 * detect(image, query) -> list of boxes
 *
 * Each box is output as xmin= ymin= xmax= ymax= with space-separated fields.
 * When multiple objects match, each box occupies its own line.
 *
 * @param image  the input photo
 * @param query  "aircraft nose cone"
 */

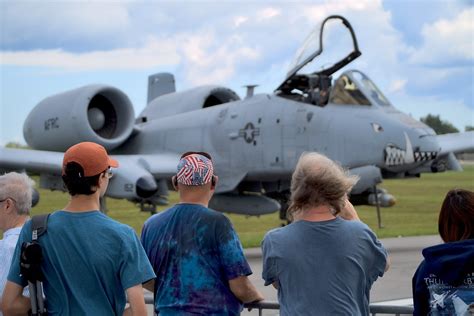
xmin=136 ymin=176 xmax=158 ymax=198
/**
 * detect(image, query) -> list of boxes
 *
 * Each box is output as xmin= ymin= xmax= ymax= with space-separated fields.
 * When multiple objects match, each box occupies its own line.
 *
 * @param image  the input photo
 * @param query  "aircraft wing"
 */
xmin=436 ymin=131 xmax=474 ymax=156
xmin=114 ymin=153 xmax=179 ymax=178
xmin=0 ymin=147 xmax=63 ymax=174
xmin=0 ymin=147 xmax=179 ymax=200
xmin=0 ymin=147 xmax=179 ymax=177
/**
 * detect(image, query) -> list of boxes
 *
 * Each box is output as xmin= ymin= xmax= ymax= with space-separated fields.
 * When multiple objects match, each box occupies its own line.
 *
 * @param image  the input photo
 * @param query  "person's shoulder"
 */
xmin=338 ymin=218 xmax=384 ymax=244
xmin=204 ymin=206 xmax=229 ymax=220
xmin=412 ymin=258 xmax=430 ymax=288
xmin=22 ymin=218 xmax=33 ymax=231
xmin=88 ymin=213 xmax=136 ymax=239
xmin=182 ymin=204 xmax=230 ymax=223
xmin=339 ymin=217 xmax=373 ymax=234
xmin=338 ymin=217 xmax=367 ymax=228
xmin=143 ymin=204 xmax=196 ymax=228
xmin=143 ymin=208 xmax=170 ymax=226
xmin=263 ymin=225 xmax=290 ymax=242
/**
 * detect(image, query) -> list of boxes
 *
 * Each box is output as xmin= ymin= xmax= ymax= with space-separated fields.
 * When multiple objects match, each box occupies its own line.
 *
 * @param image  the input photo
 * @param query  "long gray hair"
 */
xmin=287 ymin=152 xmax=358 ymax=221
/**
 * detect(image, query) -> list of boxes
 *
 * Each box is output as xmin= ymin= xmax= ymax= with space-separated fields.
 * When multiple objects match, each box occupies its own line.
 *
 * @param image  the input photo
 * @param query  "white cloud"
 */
xmin=234 ymin=16 xmax=249 ymax=28
xmin=409 ymin=8 xmax=474 ymax=65
xmin=0 ymin=38 xmax=180 ymax=70
xmin=180 ymin=32 xmax=260 ymax=85
xmin=388 ymin=79 xmax=407 ymax=93
xmin=257 ymin=7 xmax=281 ymax=21
xmin=301 ymin=0 xmax=381 ymax=22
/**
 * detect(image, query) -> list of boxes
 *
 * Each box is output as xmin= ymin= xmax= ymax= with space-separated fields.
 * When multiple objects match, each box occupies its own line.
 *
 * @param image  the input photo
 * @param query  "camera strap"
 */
xmin=31 ymin=214 xmax=50 ymax=241
xmin=23 ymin=214 xmax=50 ymax=316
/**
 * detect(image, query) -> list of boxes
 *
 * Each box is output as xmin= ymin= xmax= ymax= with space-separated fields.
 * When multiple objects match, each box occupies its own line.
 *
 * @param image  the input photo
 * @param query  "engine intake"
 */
xmin=23 ymin=85 xmax=135 ymax=152
xmin=138 ymin=85 xmax=240 ymax=121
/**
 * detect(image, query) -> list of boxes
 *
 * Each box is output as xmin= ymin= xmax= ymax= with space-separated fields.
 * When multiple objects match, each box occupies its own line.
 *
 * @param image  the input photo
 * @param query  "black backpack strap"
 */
xmin=31 ymin=214 xmax=50 ymax=241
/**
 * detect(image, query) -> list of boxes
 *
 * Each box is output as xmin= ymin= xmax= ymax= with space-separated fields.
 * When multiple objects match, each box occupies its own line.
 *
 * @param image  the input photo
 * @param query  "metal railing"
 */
xmin=143 ymin=293 xmax=414 ymax=315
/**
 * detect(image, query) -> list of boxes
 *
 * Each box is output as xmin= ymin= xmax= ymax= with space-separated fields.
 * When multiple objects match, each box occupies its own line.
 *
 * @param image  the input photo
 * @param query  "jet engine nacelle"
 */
xmin=23 ymin=85 xmax=135 ymax=152
xmin=138 ymin=85 xmax=240 ymax=121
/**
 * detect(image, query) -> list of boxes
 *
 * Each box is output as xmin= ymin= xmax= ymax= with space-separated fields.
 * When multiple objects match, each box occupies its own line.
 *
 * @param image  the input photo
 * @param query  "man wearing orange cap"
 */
xmin=141 ymin=152 xmax=263 ymax=315
xmin=2 ymin=142 xmax=155 ymax=315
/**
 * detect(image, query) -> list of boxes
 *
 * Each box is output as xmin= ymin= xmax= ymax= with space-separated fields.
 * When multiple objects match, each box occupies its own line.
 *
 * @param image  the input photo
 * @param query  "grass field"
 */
xmin=5 ymin=166 xmax=474 ymax=248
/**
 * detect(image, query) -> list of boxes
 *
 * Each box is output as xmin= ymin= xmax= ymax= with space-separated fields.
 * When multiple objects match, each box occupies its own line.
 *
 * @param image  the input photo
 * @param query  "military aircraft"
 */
xmin=1 ymin=15 xmax=472 ymax=221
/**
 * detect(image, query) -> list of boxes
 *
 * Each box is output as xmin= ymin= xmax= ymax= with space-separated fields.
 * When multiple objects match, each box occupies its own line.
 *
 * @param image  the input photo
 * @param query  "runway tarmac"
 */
xmin=241 ymin=234 xmax=442 ymax=315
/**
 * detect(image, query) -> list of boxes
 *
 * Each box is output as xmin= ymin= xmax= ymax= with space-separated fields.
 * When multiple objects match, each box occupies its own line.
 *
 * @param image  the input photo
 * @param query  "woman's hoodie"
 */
xmin=412 ymin=239 xmax=474 ymax=316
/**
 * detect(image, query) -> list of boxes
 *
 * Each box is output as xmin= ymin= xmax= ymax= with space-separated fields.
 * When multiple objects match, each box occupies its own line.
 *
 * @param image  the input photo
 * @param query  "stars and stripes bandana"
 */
xmin=176 ymin=154 xmax=214 ymax=185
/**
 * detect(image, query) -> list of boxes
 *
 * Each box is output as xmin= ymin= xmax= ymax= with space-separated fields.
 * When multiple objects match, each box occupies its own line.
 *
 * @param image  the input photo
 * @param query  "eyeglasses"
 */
xmin=106 ymin=168 xmax=114 ymax=179
xmin=0 ymin=197 xmax=16 ymax=204
xmin=180 ymin=151 xmax=213 ymax=161
xmin=102 ymin=167 xmax=114 ymax=179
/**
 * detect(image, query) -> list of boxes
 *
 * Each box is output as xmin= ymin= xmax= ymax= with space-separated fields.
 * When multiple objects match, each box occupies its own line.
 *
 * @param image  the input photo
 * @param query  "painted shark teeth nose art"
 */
xmin=385 ymin=145 xmax=438 ymax=166
xmin=413 ymin=151 xmax=438 ymax=162
xmin=384 ymin=145 xmax=407 ymax=166
xmin=385 ymin=132 xmax=439 ymax=166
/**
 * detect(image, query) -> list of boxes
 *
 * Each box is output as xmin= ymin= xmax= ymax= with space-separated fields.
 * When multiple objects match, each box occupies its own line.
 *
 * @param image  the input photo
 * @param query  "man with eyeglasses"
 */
xmin=2 ymin=142 xmax=155 ymax=315
xmin=0 ymin=172 xmax=33 ymax=316
xmin=141 ymin=152 xmax=263 ymax=316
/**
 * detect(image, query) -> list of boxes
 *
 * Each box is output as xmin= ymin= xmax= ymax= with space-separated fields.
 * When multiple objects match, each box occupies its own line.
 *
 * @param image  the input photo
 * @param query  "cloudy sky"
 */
xmin=1 ymin=0 xmax=473 ymax=145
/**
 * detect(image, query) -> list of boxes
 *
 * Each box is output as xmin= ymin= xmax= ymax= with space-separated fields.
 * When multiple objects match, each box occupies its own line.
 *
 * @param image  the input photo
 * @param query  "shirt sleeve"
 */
xmin=7 ymin=221 xmax=31 ymax=288
xmin=363 ymin=226 xmax=388 ymax=284
xmin=216 ymin=215 xmax=252 ymax=280
xmin=261 ymin=232 xmax=278 ymax=286
xmin=140 ymin=221 xmax=149 ymax=255
xmin=119 ymin=227 xmax=156 ymax=290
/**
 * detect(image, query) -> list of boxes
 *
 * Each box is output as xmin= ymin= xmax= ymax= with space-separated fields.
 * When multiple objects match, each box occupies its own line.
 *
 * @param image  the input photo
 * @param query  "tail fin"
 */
xmin=147 ymin=73 xmax=176 ymax=103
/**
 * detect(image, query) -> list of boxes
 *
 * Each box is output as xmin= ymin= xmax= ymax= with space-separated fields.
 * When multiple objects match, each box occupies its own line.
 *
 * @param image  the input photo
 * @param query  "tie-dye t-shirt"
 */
xmin=141 ymin=203 xmax=252 ymax=315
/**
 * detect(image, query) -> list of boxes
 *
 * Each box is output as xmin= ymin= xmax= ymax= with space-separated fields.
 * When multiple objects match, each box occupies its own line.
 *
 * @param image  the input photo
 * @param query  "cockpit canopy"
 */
xmin=275 ymin=15 xmax=361 ymax=106
xmin=275 ymin=15 xmax=392 ymax=108
xmin=330 ymin=70 xmax=392 ymax=107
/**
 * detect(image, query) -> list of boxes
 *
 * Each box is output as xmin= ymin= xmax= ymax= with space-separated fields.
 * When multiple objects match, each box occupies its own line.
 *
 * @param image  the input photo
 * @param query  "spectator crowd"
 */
xmin=0 ymin=142 xmax=472 ymax=315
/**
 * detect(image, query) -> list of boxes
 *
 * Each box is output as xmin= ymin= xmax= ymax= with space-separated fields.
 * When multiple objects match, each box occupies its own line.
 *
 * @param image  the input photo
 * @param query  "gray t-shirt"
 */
xmin=262 ymin=217 xmax=387 ymax=316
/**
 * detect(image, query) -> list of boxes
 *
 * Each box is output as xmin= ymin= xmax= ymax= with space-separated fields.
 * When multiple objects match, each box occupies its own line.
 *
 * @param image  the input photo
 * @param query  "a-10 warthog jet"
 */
xmin=1 ymin=16 xmax=472 ymax=220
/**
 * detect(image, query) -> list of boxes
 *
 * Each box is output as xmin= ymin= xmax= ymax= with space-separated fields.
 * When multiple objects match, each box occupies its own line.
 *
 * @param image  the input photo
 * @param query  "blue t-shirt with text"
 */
xmin=141 ymin=203 xmax=252 ymax=315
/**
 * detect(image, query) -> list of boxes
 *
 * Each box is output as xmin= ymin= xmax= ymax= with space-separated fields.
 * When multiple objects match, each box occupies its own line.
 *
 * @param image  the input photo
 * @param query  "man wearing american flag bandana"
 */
xmin=176 ymin=153 xmax=214 ymax=186
xmin=141 ymin=152 xmax=263 ymax=315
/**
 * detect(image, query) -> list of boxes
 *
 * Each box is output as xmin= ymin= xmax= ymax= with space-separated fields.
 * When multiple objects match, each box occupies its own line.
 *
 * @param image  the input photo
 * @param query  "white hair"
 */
xmin=0 ymin=172 xmax=35 ymax=215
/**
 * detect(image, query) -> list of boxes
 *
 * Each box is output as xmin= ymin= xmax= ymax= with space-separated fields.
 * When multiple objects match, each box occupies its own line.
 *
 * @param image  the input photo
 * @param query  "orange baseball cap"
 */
xmin=62 ymin=142 xmax=119 ymax=177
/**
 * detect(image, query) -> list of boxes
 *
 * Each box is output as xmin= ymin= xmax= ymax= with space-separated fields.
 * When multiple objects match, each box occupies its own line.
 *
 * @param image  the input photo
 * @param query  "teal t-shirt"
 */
xmin=8 ymin=210 xmax=155 ymax=315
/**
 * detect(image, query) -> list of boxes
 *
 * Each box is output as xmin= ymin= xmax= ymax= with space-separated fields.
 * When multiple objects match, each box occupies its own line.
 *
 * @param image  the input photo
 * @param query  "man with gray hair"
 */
xmin=262 ymin=152 xmax=389 ymax=315
xmin=0 ymin=172 xmax=33 ymax=315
